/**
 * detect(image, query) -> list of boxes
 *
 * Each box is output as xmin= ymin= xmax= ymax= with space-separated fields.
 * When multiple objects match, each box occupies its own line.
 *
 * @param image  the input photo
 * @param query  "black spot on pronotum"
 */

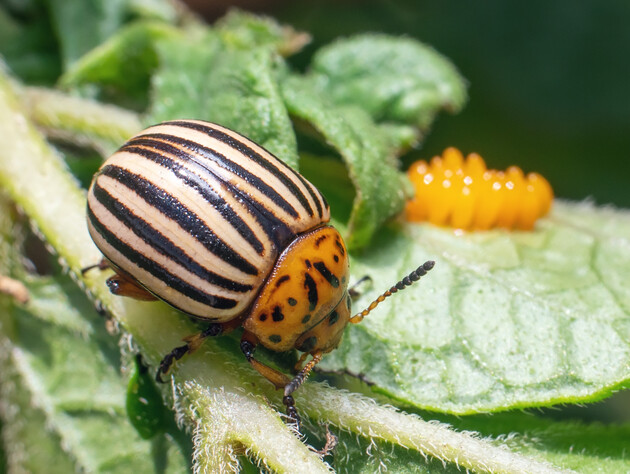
xmin=259 ymin=313 xmax=267 ymax=322
xmin=315 ymin=234 xmax=328 ymax=247
xmin=288 ymin=297 xmax=297 ymax=306
xmin=305 ymin=259 xmax=312 ymax=269
xmin=269 ymin=335 xmax=282 ymax=343
xmin=304 ymin=273 xmax=318 ymax=311
xmin=335 ymin=238 xmax=345 ymax=256
xmin=272 ymin=306 xmax=284 ymax=322
xmin=333 ymin=254 xmax=339 ymax=263
xmin=298 ymin=336 xmax=317 ymax=353
xmin=275 ymin=275 xmax=290 ymax=287
xmin=302 ymin=314 xmax=311 ymax=324
xmin=314 ymin=261 xmax=339 ymax=288
xmin=328 ymin=310 xmax=339 ymax=326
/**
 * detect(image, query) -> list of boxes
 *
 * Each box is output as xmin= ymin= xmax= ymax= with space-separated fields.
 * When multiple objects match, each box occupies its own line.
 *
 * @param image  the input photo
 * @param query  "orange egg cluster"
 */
xmin=405 ymin=147 xmax=553 ymax=230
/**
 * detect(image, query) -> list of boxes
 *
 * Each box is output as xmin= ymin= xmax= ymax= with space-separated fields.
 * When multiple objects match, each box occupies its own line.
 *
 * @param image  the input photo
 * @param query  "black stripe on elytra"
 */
xmin=168 ymin=121 xmax=316 ymax=218
xmin=138 ymin=131 xmax=300 ymax=219
xmin=125 ymin=138 xmax=295 ymax=250
xmin=87 ymin=207 xmax=237 ymax=310
xmin=304 ymin=273 xmax=318 ymax=311
xmin=99 ymin=164 xmax=260 ymax=276
xmin=121 ymin=141 xmax=265 ymax=255
xmin=92 ymin=182 xmax=253 ymax=293
xmin=313 ymin=261 xmax=339 ymax=288
xmin=295 ymin=173 xmax=325 ymax=220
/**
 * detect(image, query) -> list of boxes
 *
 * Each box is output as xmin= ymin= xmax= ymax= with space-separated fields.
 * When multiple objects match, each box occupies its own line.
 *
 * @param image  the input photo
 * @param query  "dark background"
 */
xmin=190 ymin=0 xmax=630 ymax=208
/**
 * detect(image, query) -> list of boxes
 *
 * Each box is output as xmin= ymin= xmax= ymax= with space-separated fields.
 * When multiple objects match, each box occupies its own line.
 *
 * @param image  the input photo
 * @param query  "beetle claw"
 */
xmin=283 ymin=395 xmax=301 ymax=430
xmin=155 ymin=343 xmax=189 ymax=383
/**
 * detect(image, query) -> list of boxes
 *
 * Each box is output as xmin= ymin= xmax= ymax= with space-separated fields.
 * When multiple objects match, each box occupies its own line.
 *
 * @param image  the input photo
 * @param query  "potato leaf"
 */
xmin=308 ymin=34 xmax=467 ymax=129
xmin=0 ymin=271 xmax=189 ymax=472
xmin=321 ymin=201 xmax=630 ymax=414
xmin=46 ymin=0 xmax=130 ymax=69
xmin=60 ymin=21 xmax=180 ymax=107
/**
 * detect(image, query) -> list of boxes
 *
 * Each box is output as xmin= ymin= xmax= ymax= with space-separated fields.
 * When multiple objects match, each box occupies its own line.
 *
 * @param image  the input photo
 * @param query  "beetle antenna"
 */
xmin=349 ymin=260 xmax=435 ymax=324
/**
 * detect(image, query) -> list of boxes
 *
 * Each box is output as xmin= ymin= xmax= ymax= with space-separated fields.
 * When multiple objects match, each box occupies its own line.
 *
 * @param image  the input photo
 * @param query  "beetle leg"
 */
xmin=106 ymin=272 xmax=158 ymax=301
xmin=82 ymin=259 xmax=158 ymax=301
xmin=156 ymin=323 xmax=223 ymax=383
xmin=80 ymin=258 xmax=111 ymax=275
xmin=283 ymin=351 xmax=323 ymax=428
xmin=240 ymin=333 xmax=315 ymax=427
xmin=348 ymin=275 xmax=372 ymax=299
xmin=240 ymin=333 xmax=292 ymax=389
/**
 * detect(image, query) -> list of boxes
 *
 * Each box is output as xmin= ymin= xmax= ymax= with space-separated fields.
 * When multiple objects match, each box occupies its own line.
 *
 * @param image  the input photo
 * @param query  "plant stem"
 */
xmin=20 ymin=85 xmax=142 ymax=156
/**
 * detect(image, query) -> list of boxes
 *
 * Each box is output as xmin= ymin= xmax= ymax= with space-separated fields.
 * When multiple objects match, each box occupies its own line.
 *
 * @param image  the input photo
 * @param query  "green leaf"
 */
xmin=332 ymin=429 xmax=461 ymax=473
xmin=126 ymin=354 xmax=170 ymax=439
xmin=46 ymin=0 xmax=129 ymax=69
xmin=216 ymin=9 xmax=311 ymax=56
xmin=147 ymin=31 xmax=299 ymax=168
xmin=320 ymin=201 xmax=630 ymax=414
xmin=282 ymin=75 xmax=408 ymax=249
xmin=0 ymin=272 xmax=190 ymax=472
xmin=60 ymin=21 xmax=180 ymax=108
xmin=0 ymin=5 xmax=61 ymax=84
xmin=308 ymin=34 xmax=467 ymax=129
xmin=127 ymin=0 xmax=178 ymax=22
xmin=1 ymin=360 xmax=78 ymax=473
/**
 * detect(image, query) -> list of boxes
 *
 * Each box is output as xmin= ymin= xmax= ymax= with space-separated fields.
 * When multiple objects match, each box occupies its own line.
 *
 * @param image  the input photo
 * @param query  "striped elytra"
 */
xmin=87 ymin=120 xmax=330 ymax=322
xmin=406 ymin=147 xmax=553 ymax=230
xmin=87 ymin=119 xmax=435 ymax=428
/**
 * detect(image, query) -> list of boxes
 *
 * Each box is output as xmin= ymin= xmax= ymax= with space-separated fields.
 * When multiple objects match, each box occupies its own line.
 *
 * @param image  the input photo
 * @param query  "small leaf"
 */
xmin=127 ymin=0 xmax=178 ymax=22
xmin=308 ymin=34 xmax=467 ymax=129
xmin=60 ymin=21 xmax=180 ymax=108
xmin=321 ymin=201 xmax=630 ymax=414
xmin=147 ymin=31 xmax=299 ymax=168
xmin=46 ymin=0 xmax=129 ymax=69
xmin=216 ymin=9 xmax=311 ymax=56
xmin=126 ymin=354 xmax=169 ymax=439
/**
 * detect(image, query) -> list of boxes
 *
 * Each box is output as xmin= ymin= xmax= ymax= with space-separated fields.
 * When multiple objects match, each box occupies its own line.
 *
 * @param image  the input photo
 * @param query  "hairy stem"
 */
xmin=20 ymin=86 xmax=142 ymax=155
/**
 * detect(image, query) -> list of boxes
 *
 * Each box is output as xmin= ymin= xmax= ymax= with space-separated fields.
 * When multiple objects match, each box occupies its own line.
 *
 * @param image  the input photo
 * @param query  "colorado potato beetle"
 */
xmin=85 ymin=119 xmax=434 ymax=426
xmin=406 ymin=147 xmax=553 ymax=230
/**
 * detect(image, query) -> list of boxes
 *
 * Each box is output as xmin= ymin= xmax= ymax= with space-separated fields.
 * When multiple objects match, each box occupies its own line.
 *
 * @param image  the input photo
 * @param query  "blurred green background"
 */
xmin=194 ymin=0 xmax=630 ymax=207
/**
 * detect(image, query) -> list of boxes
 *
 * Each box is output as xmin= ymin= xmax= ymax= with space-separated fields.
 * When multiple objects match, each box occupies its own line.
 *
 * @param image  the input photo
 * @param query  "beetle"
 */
xmin=85 ymin=119 xmax=434 ymax=426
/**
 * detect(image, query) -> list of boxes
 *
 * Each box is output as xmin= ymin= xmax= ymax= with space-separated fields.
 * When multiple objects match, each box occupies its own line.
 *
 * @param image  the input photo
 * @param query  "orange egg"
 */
xmin=405 ymin=148 xmax=553 ymax=230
